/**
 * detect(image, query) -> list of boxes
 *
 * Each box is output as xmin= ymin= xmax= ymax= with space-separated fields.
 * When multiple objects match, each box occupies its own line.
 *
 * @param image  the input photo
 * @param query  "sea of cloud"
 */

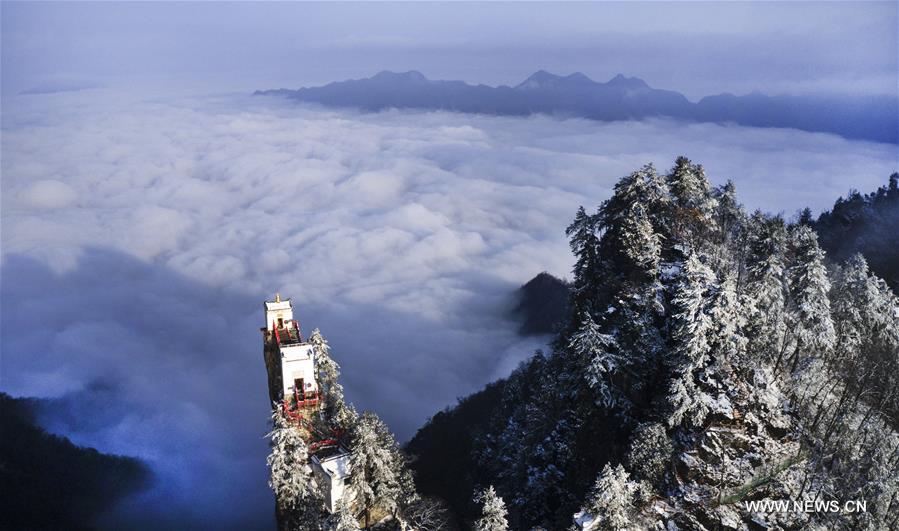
xmin=1 ymin=89 xmax=895 ymax=528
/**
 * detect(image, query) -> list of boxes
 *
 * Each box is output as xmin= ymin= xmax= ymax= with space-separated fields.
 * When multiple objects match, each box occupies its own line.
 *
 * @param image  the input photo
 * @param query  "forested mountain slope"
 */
xmin=804 ymin=173 xmax=899 ymax=293
xmin=407 ymin=158 xmax=899 ymax=530
xmin=0 ymin=393 xmax=151 ymax=530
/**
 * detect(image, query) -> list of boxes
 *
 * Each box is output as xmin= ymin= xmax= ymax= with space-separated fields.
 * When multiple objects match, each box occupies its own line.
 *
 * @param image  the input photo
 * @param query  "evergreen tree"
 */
xmin=473 ymin=486 xmax=509 ymax=531
xmin=797 ymin=207 xmax=814 ymax=227
xmin=624 ymin=422 xmax=673 ymax=486
xmin=831 ymin=254 xmax=899 ymax=354
xmin=781 ymin=226 xmax=835 ymax=373
xmin=310 ymin=328 xmax=339 ymax=396
xmin=667 ymin=156 xmax=709 ymax=209
xmin=597 ymin=164 xmax=667 ymax=282
xmin=665 ymin=252 xmax=717 ymax=427
xmin=584 ymin=464 xmax=637 ymax=530
xmin=566 ymin=206 xmax=603 ymax=316
xmin=830 ymin=255 xmax=899 ymax=417
xmin=742 ymin=212 xmax=788 ymax=362
xmin=707 ymin=271 xmax=746 ymax=363
xmin=266 ymin=406 xmax=323 ymax=530
xmin=569 ymin=312 xmax=621 ymax=409
xmin=571 ymin=164 xmax=669 ymax=421
xmin=712 ymin=180 xmax=745 ymax=268
xmin=310 ymin=328 xmax=358 ymax=430
xmin=666 ymin=156 xmax=718 ymax=245
xmin=393 ymin=462 xmax=423 ymax=524
xmin=325 ymin=499 xmax=361 ymax=531
xmin=348 ymin=412 xmax=404 ymax=528
xmin=619 ymin=202 xmax=663 ymax=279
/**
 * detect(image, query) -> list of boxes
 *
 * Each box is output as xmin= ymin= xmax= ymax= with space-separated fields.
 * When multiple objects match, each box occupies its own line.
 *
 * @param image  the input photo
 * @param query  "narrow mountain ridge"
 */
xmin=805 ymin=172 xmax=899 ymax=292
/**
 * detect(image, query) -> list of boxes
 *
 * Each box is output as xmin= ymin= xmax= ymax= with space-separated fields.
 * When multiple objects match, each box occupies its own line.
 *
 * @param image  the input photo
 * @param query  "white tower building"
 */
xmin=262 ymin=294 xmax=354 ymax=516
xmin=262 ymin=294 xmax=319 ymax=406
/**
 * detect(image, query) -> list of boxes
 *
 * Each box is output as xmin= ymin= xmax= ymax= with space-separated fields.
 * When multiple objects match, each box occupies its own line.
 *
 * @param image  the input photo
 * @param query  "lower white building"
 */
xmin=310 ymin=446 xmax=353 ymax=513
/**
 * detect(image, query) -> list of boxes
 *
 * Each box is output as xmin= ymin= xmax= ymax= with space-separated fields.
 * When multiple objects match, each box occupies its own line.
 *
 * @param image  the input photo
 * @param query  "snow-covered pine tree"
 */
xmin=666 ymin=156 xmax=718 ymax=246
xmin=598 ymin=164 xmax=667 ymax=282
xmin=742 ymin=212 xmax=788 ymax=362
xmin=393 ymin=461 xmax=423 ymax=524
xmin=266 ymin=406 xmax=323 ymax=530
xmin=706 ymin=271 xmax=746 ymax=364
xmin=348 ymin=411 xmax=404 ymax=528
xmin=830 ymin=254 xmax=899 ymax=417
xmin=624 ymin=422 xmax=673 ymax=486
xmin=619 ymin=202 xmax=662 ymax=279
xmin=572 ymin=164 xmax=669 ymax=419
xmin=568 ymin=164 xmax=668 ymax=325
xmin=714 ymin=180 xmax=743 ymax=243
xmin=665 ymin=252 xmax=717 ymax=427
xmin=780 ymin=226 xmax=835 ymax=373
xmin=831 ymin=254 xmax=899 ymax=357
xmin=569 ymin=311 xmax=621 ymax=409
xmin=831 ymin=255 xmax=870 ymax=362
xmin=567 ymin=206 xmax=603 ymax=316
xmin=325 ymin=499 xmax=361 ymax=531
xmin=711 ymin=180 xmax=745 ymax=271
xmin=310 ymin=328 xmax=358 ymax=430
xmin=473 ymin=486 xmax=509 ymax=531
xmin=310 ymin=328 xmax=338 ymax=394
xmin=583 ymin=464 xmax=638 ymax=530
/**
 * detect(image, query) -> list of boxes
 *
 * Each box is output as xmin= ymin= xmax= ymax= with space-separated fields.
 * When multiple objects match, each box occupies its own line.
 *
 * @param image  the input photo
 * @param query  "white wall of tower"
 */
xmin=280 ymin=344 xmax=318 ymax=397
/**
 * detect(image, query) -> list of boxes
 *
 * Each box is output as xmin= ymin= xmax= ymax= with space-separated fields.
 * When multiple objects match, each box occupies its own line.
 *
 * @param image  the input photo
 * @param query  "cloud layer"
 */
xmin=1 ymin=90 xmax=896 ymax=528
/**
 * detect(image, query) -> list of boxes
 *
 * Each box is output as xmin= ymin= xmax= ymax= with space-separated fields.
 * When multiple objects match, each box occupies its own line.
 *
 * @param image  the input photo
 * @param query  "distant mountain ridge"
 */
xmin=256 ymin=70 xmax=897 ymax=143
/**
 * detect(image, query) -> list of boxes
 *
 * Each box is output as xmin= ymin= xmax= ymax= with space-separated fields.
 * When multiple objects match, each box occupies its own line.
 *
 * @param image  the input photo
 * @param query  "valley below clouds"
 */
xmin=1 ymin=89 xmax=896 ymax=528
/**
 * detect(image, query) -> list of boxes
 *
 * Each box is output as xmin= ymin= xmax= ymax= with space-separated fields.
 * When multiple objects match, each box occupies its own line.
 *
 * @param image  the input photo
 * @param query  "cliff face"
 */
xmin=407 ymin=159 xmax=899 ymax=530
xmin=809 ymin=173 xmax=899 ymax=293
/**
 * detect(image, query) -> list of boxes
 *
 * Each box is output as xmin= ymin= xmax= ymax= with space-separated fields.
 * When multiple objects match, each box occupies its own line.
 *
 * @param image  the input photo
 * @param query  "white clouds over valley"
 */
xmin=1 ymin=90 xmax=895 ymax=528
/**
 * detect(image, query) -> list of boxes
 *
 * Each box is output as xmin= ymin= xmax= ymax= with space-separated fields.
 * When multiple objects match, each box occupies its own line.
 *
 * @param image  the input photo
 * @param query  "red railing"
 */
xmin=280 ymin=397 xmax=345 ymax=452
xmin=281 ymin=392 xmax=321 ymax=421
xmin=309 ymin=438 xmax=339 ymax=452
xmin=293 ymin=388 xmax=320 ymax=407
xmin=293 ymin=319 xmax=303 ymax=342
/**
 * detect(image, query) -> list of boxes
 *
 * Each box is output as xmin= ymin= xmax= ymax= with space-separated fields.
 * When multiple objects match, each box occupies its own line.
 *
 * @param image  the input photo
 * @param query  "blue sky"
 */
xmin=3 ymin=1 xmax=897 ymax=98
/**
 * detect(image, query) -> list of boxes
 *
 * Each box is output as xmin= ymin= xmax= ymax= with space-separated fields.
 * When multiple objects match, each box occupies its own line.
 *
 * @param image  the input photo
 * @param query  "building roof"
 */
xmin=312 ymin=447 xmax=351 ymax=480
xmin=265 ymin=298 xmax=292 ymax=311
